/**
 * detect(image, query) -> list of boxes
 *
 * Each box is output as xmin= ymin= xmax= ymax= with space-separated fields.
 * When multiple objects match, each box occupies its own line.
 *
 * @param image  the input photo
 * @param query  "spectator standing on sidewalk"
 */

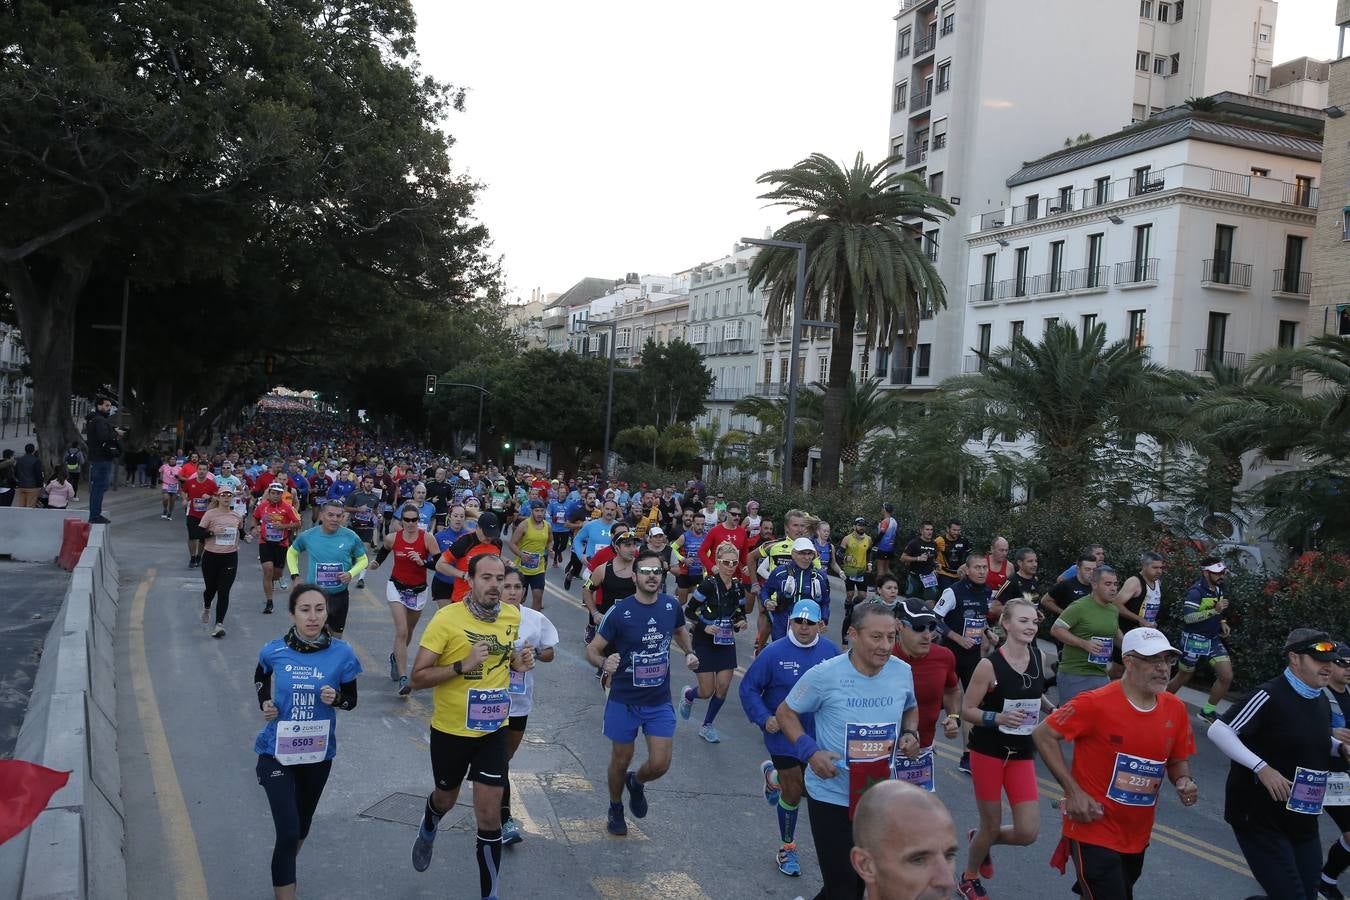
xmin=0 ymin=449 xmax=16 ymax=507
xmin=85 ymin=397 xmax=122 ymax=524
xmin=63 ymin=441 xmax=85 ymax=499
xmin=15 ymin=444 xmax=43 ymax=507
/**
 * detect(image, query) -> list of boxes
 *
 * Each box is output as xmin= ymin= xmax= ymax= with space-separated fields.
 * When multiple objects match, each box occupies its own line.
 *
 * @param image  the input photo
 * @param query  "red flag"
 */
xmin=0 ymin=760 xmax=70 ymax=845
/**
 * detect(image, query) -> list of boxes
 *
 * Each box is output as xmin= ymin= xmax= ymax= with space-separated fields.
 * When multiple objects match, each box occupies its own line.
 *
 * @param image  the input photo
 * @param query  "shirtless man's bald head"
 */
xmin=850 ymin=781 xmax=957 ymax=900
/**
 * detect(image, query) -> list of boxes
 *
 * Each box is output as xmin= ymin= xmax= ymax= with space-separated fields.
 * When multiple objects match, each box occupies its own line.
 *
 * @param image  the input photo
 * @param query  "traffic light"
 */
xmin=425 ymin=374 xmax=437 ymax=394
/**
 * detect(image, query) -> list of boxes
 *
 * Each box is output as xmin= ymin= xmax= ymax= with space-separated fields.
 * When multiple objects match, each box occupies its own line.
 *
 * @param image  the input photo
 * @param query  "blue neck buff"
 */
xmin=1284 ymin=666 xmax=1321 ymax=699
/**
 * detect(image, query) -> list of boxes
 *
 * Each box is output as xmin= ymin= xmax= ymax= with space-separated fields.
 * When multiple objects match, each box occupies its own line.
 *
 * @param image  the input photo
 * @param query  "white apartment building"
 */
xmin=686 ymin=246 xmax=764 ymax=437
xmin=592 ymin=291 xmax=689 ymax=366
xmin=884 ymin=0 xmax=1277 ymax=389
xmin=572 ymin=273 xmax=687 ymax=357
xmin=960 ymin=94 xmax=1320 ymax=485
xmin=0 ymin=325 xmax=31 ymax=425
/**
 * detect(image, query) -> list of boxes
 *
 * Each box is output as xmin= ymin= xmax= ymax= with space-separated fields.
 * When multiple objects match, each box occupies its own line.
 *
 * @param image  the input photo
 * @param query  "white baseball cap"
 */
xmin=791 ymin=537 xmax=817 ymax=553
xmin=1203 ymin=560 xmax=1227 ymax=574
xmin=1121 ymin=627 xmax=1179 ymax=658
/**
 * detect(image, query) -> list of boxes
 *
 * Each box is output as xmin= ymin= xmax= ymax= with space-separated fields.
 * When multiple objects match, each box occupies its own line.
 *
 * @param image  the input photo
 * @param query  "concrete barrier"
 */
xmin=0 ymin=507 xmax=80 ymax=564
xmin=0 ymin=525 xmax=125 ymax=900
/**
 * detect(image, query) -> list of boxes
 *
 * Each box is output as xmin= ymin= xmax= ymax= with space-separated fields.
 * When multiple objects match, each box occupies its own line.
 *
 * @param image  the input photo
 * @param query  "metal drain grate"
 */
xmin=359 ymin=792 xmax=472 ymax=830
xmin=359 ymin=792 xmax=428 ymax=826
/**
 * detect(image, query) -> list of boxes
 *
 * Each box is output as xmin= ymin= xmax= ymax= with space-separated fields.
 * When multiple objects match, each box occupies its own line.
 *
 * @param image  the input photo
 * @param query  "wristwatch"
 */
xmin=453 ymin=660 xmax=463 ymax=676
xmin=902 ymin=728 xmax=920 ymax=742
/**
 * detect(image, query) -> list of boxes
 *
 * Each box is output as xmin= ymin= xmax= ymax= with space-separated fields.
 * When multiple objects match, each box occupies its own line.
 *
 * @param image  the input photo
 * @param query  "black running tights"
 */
xmin=256 ymin=755 xmax=332 ymax=887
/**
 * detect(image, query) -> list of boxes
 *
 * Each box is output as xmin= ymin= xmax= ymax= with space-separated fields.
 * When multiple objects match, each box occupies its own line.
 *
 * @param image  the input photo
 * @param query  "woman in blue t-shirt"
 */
xmin=253 ymin=584 xmax=362 ymax=897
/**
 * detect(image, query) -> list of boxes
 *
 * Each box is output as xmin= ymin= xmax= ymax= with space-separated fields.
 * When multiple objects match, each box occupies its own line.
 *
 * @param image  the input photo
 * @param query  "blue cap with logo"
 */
xmin=789 ymin=599 xmax=822 ymax=623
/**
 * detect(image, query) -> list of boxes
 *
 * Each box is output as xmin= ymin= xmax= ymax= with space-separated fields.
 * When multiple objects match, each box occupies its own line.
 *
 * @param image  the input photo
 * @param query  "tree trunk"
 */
xmin=818 ymin=292 xmax=855 ymax=489
xmin=4 ymin=255 xmax=91 ymax=474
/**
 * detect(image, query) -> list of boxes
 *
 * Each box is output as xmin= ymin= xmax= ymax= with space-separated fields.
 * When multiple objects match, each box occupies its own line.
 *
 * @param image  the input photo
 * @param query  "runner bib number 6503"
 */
xmin=274 ymin=720 xmax=331 ymax=766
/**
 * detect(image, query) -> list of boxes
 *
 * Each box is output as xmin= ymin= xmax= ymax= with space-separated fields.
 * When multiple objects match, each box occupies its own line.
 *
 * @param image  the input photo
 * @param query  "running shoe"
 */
xmin=761 ymin=760 xmax=781 ymax=807
xmin=278 ymin=575 xmax=290 ymax=590
xmin=968 ymin=828 xmax=994 ymax=879
xmin=398 ymin=676 xmax=411 ymax=696
xmin=625 ymin=771 xmax=648 ymax=818
xmin=389 ymin=651 xmax=399 ymax=682
xmin=1197 ymin=708 xmax=1219 ymax=725
xmin=356 ymin=577 xmax=365 ymax=589
xmin=958 ymin=751 xmax=971 ymax=774
xmin=777 ymin=844 xmax=801 ymax=877
xmin=200 ymin=607 xmax=209 ymax=624
xmin=957 ymin=876 xmax=988 ymax=899
xmin=188 ymin=556 xmax=198 ymax=569
xmin=211 ymin=624 xmax=225 ymax=639
xmin=563 ymin=573 xmax=573 ymax=590
xmin=699 ymin=725 xmax=721 ymax=744
xmin=411 ymin=820 xmax=437 ymax=871
xmin=606 ymin=802 xmax=628 ymax=836
xmin=501 ymin=817 xmax=523 ymax=847
xmin=1319 ymin=883 xmax=1345 ymax=900
xmin=263 ymin=600 xmax=273 ymax=615
xmin=678 ymin=685 xmax=694 ymax=720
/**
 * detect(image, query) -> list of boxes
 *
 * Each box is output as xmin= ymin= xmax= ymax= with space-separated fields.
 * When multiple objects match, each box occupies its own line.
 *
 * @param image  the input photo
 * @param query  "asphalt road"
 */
xmin=108 ymin=492 xmax=1338 ymax=899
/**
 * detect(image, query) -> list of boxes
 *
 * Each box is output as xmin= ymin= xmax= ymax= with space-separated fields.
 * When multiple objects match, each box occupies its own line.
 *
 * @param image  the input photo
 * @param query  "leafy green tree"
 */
xmin=861 ymin=397 xmax=985 ymax=496
xmin=732 ymin=392 xmax=823 ymax=485
xmin=748 ymin=153 xmax=952 ymax=487
xmin=629 ymin=339 xmax=712 ymax=428
xmin=1 ymin=0 xmax=496 ymax=467
xmin=944 ymin=322 xmax=1174 ymax=500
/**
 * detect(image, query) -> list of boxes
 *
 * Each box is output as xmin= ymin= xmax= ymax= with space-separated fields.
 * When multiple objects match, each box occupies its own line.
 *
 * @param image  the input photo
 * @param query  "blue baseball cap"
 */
xmin=789 ymin=599 xmax=822 ymax=623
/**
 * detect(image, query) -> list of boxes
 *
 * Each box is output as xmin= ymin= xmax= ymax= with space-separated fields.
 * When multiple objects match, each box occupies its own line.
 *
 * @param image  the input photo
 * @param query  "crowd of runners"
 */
xmin=136 ymin=403 xmax=1350 ymax=900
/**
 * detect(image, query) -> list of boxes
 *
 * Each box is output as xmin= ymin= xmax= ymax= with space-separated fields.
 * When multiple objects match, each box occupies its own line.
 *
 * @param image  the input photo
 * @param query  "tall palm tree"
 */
xmin=732 ymin=392 xmax=823 ymax=485
xmin=748 ymin=153 xmax=952 ymax=487
xmin=943 ymin=322 xmax=1174 ymax=499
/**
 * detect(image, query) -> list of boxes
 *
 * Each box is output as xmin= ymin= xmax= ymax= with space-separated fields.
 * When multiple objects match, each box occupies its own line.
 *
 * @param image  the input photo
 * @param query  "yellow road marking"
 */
xmin=592 ymin=872 xmax=706 ymax=898
xmin=130 ymin=568 xmax=210 ymax=899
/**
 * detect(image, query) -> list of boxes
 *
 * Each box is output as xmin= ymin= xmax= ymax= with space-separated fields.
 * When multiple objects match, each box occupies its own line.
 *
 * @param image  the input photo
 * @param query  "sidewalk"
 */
xmin=0 ymin=424 xmax=38 ymax=456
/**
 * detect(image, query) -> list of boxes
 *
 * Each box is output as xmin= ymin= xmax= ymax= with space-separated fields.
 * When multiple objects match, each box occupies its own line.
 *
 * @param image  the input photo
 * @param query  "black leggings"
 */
xmin=256 ymin=755 xmax=332 ymax=887
xmin=806 ymin=794 xmax=863 ymax=900
xmin=201 ymin=551 xmax=239 ymax=625
xmin=551 ymin=531 xmax=569 ymax=560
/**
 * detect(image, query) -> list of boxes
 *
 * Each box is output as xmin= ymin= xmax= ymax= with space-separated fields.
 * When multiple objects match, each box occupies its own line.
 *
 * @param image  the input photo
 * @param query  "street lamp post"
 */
xmin=578 ymin=316 xmax=618 ymax=483
xmin=740 ymin=237 xmax=836 ymax=488
xmin=438 ymin=376 xmax=492 ymax=463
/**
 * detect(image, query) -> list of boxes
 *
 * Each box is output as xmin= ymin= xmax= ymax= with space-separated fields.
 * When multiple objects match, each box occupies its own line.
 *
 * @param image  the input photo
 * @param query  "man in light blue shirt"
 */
xmin=777 ymin=599 xmax=920 ymax=900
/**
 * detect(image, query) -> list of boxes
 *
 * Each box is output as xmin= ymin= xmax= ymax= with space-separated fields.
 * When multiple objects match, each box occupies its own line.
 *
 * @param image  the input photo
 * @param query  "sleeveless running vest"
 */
xmin=391 ymin=529 xmax=429 ymax=589
xmin=516 ymin=518 xmax=549 ymax=576
xmin=683 ymin=529 xmax=706 ymax=574
xmin=969 ymin=646 xmax=1046 ymax=760
xmin=598 ymin=561 xmax=637 ymax=614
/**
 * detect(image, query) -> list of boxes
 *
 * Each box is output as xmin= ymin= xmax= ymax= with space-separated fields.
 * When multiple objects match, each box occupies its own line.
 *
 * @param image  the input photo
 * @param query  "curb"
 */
xmin=0 ymin=525 xmax=125 ymax=900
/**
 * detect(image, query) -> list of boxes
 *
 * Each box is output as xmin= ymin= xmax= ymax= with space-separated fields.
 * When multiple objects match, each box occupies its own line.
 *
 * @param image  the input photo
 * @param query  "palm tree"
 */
xmin=748 ymin=153 xmax=952 ymax=487
xmin=943 ymin=322 xmax=1174 ymax=500
xmin=732 ymin=392 xmax=823 ymax=485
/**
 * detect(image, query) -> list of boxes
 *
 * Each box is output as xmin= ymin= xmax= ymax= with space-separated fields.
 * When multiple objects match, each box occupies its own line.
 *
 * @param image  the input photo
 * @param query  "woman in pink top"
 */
xmin=198 ymin=486 xmax=246 ymax=638
xmin=159 ymin=459 xmax=182 ymax=520
xmin=44 ymin=471 xmax=76 ymax=509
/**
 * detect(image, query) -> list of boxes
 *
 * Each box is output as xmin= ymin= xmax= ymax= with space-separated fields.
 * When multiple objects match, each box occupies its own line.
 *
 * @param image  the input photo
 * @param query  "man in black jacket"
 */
xmin=85 ymin=398 xmax=121 ymax=524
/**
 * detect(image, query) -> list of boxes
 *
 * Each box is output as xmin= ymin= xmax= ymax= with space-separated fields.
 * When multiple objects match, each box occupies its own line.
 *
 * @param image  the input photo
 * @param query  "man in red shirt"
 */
xmin=182 ymin=467 xmax=218 ymax=569
xmin=1033 ymin=627 xmax=1200 ymax=900
xmin=698 ymin=502 xmax=750 ymax=585
xmin=893 ymin=596 xmax=960 ymax=756
xmin=253 ymin=481 xmax=301 ymax=614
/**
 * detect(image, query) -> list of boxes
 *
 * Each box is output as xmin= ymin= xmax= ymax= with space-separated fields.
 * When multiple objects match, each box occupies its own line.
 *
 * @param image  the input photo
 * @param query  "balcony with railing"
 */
xmin=1114 ymin=258 xmax=1159 ymax=286
xmin=1201 ymin=258 xmax=1252 ymax=289
xmin=910 ymin=85 xmax=933 ymax=112
xmin=970 ymin=164 xmax=1321 ymax=234
xmin=1273 ymin=268 xmax=1312 ymax=296
xmin=703 ymin=338 xmax=751 ymax=356
xmin=708 ymin=385 xmax=752 ymax=402
xmin=962 ymin=354 xmax=986 ymax=374
xmin=905 ymin=143 xmax=928 ymax=167
xmin=914 ymin=25 xmax=938 ymax=56
xmin=974 ymin=195 xmax=1076 ymax=231
xmin=1194 ymin=349 xmax=1247 ymax=371
xmin=753 ymin=382 xmax=788 ymax=398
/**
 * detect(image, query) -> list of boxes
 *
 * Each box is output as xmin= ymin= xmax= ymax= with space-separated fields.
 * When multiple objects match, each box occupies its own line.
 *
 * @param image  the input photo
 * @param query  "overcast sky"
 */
xmin=412 ymin=0 xmax=1340 ymax=303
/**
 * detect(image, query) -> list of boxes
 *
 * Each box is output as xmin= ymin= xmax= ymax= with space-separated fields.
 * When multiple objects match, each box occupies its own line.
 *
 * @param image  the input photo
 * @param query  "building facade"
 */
xmin=1309 ymin=2 xmax=1350 ymax=343
xmin=593 ymin=291 xmax=689 ymax=366
xmin=0 ymin=325 xmax=31 ymax=426
xmin=961 ymin=94 xmax=1321 ymax=490
xmin=685 ymin=246 xmax=764 ymax=437
xmin=884 ymin=0 xmax=1277 ymax=389
xmin=1260 ymin=56 xmax=1330 ymax=108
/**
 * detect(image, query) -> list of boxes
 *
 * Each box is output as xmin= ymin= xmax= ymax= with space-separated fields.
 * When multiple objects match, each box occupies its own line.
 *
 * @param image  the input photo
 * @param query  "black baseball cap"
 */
xmin=897 ymin=597 xmax=938 ymax=627
xmin=477 ymin=511 xmax=502 ymax=539
xmin=853 ymin=517 xmax=867 ymax=526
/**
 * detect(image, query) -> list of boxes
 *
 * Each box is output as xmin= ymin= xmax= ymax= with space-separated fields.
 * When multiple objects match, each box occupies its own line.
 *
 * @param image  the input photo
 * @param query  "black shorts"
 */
xmin=430 ymin=726 xmax=508 ymax=791
xmin=353 ymin=526 xmax=375 ymax=544
xmin=1330 ymin=802 xmax=1350 ymax=833
xmin=952 ymin=648 xmax=982 ymax=689
xmin=874 ymin=549 xmax=894 ymax=561
xmin=844 ymin=574 xmax=872 ymax=591
xmin=1069 ymin=839 xmax=1146 ymax=900
xmin=186 ymin=517 xmax=208 ymax=541
xmin=676 ymin=572 xmax=702 ymax=590
xmin=324 ymin=589 xmax=351 ymax=633
xmin=258 ymin=542 xmax=287 ymax=566
xmin=770 ymin=753 xmax=803 ymax=772
xmin=430 ymin=578 xmax=454 ymax=602
xmin=507 ymin=715 xmax=528 ymax=733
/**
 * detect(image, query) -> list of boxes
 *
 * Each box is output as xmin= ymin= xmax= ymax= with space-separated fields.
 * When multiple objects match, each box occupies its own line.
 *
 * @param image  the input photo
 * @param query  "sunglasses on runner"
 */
xmin=635 ymin=565 xmax=663 ymax=576
xmin=1297 ymin=641 xmax=1337 ymax=655
xmin=903 ymin=621 xmax=939 ymax=633
xmin=401 ymin=516 xmax=419 ymax=523
xmin=791 ymin=618 xmax=815 ymax=625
